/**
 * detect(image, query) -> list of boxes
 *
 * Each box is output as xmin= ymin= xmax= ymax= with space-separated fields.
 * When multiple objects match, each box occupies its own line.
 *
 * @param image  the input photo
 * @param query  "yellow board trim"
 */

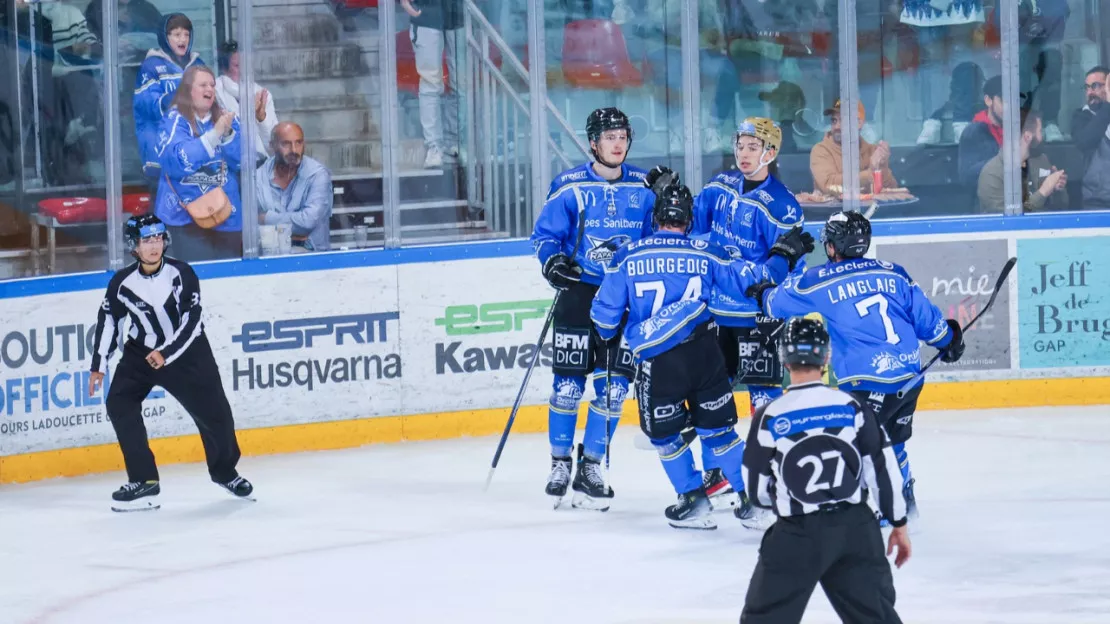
xmin=2 ymin=377 xmax=1108 ymax=484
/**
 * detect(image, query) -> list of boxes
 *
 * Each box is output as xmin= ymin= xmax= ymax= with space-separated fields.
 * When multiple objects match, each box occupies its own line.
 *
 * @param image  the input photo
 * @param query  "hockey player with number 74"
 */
xmin=746 ymin=210 xmax=966 ymax=520
xmin=589 ymin=181 xmax=796 ymax=529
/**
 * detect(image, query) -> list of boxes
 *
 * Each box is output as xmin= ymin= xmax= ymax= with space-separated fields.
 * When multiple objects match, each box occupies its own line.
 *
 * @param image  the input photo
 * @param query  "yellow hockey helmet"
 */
xmin=736 ymin=117 xmax=783 ymax=153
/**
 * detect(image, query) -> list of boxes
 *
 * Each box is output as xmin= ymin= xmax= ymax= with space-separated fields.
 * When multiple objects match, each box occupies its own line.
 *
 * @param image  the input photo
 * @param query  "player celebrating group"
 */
xmin=529 ymin=108 xmax=657 ymax=511
xmin=644 ymin=118 xmax=810 ymax=518
xmin=589 ymin=181 xmax=810 ymax=529
xmin=747 ymin=210 xmax=966 ymax=517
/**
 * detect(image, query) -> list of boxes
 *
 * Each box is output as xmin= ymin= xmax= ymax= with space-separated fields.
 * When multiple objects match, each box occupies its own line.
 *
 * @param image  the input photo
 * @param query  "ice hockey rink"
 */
xmin=2 ymin=405 xmax=1109 ymax=624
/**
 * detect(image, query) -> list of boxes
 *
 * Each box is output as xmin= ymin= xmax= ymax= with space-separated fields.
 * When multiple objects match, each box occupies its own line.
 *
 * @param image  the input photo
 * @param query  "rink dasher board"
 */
xmin=0 ymin=223 xmax=1108 ymax=476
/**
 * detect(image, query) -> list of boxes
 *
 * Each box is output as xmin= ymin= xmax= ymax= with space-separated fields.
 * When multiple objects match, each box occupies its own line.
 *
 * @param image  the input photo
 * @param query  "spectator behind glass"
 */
xmin=216 ymin=40 xmax=278 ymax=167
xmin=957 ymin=74 xmax=1003 ymax=189
xmin=85 ymin=0 xmax=161 ymax=59
xmin=809 ymin=99 xmax=895 ymax=195
xmin=134 ymin=13 xmax=204 ymax=188
xmin=916 ymin=61 xmax=985 ymax=145
xmin=401 ymin=0 xmax=464 ymax=168
xmin=255 ymin=123 xmax=333 ymax=252
xmin=977 ymin=107 xmax=1067 ymax=214
xmin=1071 ymin=67 xmax=1110 ymax=209
xmin=155 ymin=66 xmax=243 ymax=261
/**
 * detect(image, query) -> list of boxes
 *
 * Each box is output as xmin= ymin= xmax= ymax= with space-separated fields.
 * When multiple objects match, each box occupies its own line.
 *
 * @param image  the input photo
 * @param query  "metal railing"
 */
xmin=462 ymin=1 xmax=588 ymax=239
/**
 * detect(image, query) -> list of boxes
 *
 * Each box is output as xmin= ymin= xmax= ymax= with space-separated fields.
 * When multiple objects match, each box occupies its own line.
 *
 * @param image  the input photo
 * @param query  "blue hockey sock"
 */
xmin=548 ymin=375 xmax=585 ymax=458
xmin=698 ymin=427 xmax=745 ymax=492
xmin=893 ymin=442 xmax=912 ymax=483
xmin=651 ymin=433 xmax=702 ymax=495
xmin=582 ymin=373 xmax=628 ymax=461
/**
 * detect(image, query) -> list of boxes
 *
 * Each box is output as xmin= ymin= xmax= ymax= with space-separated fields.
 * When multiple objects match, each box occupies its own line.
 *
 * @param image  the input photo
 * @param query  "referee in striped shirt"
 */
xmin=740 ymin=317 xmax=910 ymax=624
xmin=89 ymin=214 xmax=252 ymax=511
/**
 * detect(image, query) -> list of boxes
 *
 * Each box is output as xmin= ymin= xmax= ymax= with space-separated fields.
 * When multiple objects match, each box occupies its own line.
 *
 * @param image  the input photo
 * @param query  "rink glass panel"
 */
xmin=4 ymin=1 xmax=1110 ymax=280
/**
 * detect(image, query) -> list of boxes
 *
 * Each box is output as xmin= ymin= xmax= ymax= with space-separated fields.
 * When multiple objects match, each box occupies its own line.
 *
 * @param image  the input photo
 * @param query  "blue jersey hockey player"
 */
xmin=590 ymin=182 xmax=783 ymax=529
xmin=529 ymin=108 xmax=656 ymax=511
xmin=747 ymin=211 xmax=966 ymax=518
xmin=644 ymin=118 xmax=810 ymax=514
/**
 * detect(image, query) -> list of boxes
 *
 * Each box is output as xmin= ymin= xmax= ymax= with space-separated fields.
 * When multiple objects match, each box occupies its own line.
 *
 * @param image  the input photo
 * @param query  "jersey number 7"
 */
xmin=855 ymin=294 xmax=901 ymax=345
xmin=635 ymin=277 xmax=702 ymax=315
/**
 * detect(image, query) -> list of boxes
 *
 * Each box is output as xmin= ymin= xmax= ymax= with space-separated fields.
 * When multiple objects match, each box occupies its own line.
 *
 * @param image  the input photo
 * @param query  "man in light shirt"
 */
xmin=255 ymin=123 xmax=333 ymax=252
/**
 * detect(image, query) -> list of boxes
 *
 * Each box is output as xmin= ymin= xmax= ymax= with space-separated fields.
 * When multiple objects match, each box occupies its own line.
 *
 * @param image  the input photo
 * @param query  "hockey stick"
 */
xmin=483 ymin=190 xmax=589 ymax=490
xmin=894 ymin=256 xmax=1016 ymax=399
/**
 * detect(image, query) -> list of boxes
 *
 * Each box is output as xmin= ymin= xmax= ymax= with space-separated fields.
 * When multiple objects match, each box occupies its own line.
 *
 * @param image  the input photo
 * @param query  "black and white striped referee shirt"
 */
xmin=742 ymin=381 xmax=908 ymax=527
xmin=90 ymin=258 xmax=205 ymax=373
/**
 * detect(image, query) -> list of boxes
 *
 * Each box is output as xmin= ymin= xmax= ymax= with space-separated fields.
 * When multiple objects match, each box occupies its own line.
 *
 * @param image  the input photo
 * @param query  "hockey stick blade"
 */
xmin=895 ymin=256 xmax=1016 ymax=398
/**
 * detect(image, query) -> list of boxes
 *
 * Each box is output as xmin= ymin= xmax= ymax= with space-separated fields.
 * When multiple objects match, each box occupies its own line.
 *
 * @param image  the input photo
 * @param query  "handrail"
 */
xmin=462 ymin=0 xmax=590 ymax=163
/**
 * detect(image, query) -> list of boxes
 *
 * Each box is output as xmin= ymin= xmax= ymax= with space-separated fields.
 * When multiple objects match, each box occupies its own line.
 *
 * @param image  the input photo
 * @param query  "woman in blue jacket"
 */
xmin=134 ymin=13 xmax=204 ymax=187
xmin=156 ymin=65 xmax=243 ymax=261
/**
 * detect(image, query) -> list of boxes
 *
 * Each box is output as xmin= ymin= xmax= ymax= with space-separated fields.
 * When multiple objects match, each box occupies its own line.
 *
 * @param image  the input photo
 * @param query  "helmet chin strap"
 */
xmin=742 ymin=147 xmax=775 ymax=180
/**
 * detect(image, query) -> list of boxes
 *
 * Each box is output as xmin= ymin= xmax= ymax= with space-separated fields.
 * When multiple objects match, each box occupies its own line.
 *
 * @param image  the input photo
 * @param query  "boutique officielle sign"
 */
xmin=1018 ymin=237 xmax=1109 ymax=368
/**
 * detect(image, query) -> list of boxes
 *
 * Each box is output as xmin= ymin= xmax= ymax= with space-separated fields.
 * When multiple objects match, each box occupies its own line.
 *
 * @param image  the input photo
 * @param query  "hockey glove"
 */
xmin=769 ymin=226 xmax=816 ymax=271
xmin=745 ymin=281 xmax=776 ymax=311
xmin=644 ymin=165 xmax=678 ymax=195
xmin=940 ymin=318 xmax=966 ymax=363
xmin=542 ymin=253 xmax=582 ymax=290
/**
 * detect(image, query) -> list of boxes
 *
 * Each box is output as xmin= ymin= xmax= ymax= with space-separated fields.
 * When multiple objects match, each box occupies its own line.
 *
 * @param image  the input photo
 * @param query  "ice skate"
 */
xmin=111 ymin=480 xmax=160 ymax=512
xmin=703 ymin=468 xmax=738 ymax=511
xmin=666 ymin=486 xmax=716 ymax=530
xmin=571 ymin=444 xmax=613 ymax=512
xmin=545 ymin=455 xmax=572 ymax=509
xmin=734 ymin=490 xmax=775 ymax=530
xmin=216 ymin=476 xmax=255 ymax=501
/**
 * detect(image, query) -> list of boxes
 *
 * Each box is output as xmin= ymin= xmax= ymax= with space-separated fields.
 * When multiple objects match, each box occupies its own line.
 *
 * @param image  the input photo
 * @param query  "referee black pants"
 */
xmin=106 ymin=334 xmax=242 ymax=484
xmin=741 ymin=503 xmax=901 ymax=624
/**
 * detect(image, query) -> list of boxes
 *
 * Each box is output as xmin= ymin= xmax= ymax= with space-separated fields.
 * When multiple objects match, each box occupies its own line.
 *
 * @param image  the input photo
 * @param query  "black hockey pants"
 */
xmin=741 ymin=503 xmax=901 ymax=624
xmin=106 ymin=334 xmax=241 ymax=484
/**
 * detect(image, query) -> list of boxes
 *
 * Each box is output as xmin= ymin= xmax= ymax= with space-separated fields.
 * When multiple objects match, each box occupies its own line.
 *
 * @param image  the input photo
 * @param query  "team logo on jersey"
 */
xmin=750 ymin=390 xmax=773 ymax=408
xmin=628 ymin=193 xmax=640 ymax=209
xmin=784 ymin=205 xmax=798 ymax=222
xmin=723 ymin=245 xmax=744 ymax=260
xmin=772 ymin=416 xmax=792 ymax=436
xmin=585 ymin=234 xmax=632 ymax=266
xmin=691 ymin=239 xmax=708 ymax=250
xmin=741 ymin=209 xmax=754 ymax=227
xmin=871 ymin=352 xmax=906 ymax=374
xmin=604 ymin=186 xmax=618 ymax=216
xmin=639 ymin=315 xmax=668 ymax=340
xmin=756 ymin=190 xmax=775 ymax=205
xmin=877 ymin=259 xmax=894 ymax=270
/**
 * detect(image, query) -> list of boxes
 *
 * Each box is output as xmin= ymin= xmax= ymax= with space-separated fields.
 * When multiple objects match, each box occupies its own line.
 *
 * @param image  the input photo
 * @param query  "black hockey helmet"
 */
xmin=821 ymin=210 xmax=871 ymax=259
xmin=778 ymin=317 xmax=830 ymax=369
xmin=653 ymin=182 xmax=694 ymax=232
xmin=124 ymin=213 xmax=170 ymax=250
xmin=586 ymin=107 xmax=633 ymax=144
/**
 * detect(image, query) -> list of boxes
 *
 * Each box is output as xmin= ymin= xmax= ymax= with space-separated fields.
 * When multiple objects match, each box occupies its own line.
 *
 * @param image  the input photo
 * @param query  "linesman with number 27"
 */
xmin=740 ymin=317 xmax=910 ymax=624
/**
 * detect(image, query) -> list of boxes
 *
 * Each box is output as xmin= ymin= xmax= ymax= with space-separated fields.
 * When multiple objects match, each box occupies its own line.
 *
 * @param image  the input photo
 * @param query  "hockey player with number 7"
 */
xmin=589 ymin=181 xmax=795 ymax=529
xmin=746 ymin=210 xmax=966 ymax=519
xmin=529 ymin=108 xmax=657 ymax=511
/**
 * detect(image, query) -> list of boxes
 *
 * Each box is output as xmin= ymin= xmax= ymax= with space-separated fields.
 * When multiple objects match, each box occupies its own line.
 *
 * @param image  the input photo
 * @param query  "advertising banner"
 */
xmin=1 ymin=265 xmax=402 ymax=455
xmin=397 ymin=257 xmax=559 ymax=415
xmin=1018 ymin=237 xmax=1109 ymax=368
xmin=874 ymin=239 xmax=1012 ymax=372
xmin=0 ymin=289 xmax=178 ymax=455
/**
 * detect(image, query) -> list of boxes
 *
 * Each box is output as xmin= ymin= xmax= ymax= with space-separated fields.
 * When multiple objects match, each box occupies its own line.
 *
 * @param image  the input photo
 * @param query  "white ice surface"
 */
xmin=2 ymin=405 xmax=1110 ymax=624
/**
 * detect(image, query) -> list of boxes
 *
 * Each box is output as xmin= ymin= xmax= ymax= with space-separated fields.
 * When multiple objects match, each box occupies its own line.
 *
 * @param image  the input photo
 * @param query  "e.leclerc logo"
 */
xmin=230 ymin=312 xmax=401 ymax=391
xmin=434 ymin=300 xmax=554 ymax=374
